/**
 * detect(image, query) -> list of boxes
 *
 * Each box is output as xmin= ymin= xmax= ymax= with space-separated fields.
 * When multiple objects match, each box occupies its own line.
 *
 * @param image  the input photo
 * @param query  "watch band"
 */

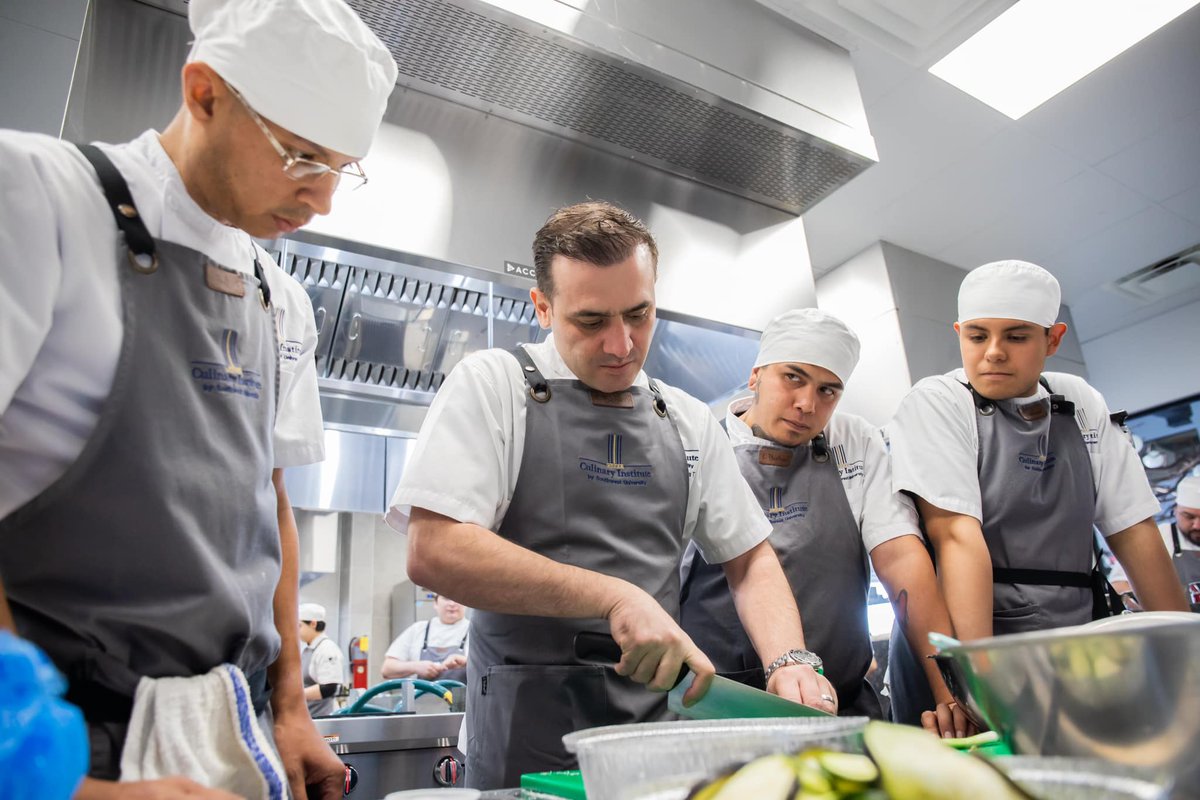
xmin=764 ymin=648 xmax=824 ymax=683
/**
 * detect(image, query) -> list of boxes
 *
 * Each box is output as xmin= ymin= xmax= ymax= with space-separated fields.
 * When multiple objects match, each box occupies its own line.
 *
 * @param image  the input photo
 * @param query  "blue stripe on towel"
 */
xmin=225 ymin=664 xmax=285 ymax=800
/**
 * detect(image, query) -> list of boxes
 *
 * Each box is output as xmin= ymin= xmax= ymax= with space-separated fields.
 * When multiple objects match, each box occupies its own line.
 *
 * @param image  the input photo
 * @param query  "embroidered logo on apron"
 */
xmin=189 ymin=328 xmax=264 ymax=400
xmin=1018 ymin=433 xmax=1056 ymax=472
xmin=1189 ymin=581 xmax=1200 ymax=606
xmin=764 ymin=487 xmax=808 ymax=522
xmin=578 ymin=433 xmax=653 ymax=486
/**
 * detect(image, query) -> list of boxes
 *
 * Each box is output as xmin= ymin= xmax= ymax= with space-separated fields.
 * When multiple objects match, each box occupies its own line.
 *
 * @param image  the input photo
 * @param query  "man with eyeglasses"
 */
xmin=0 ymin=1 xmax=395 ymax=797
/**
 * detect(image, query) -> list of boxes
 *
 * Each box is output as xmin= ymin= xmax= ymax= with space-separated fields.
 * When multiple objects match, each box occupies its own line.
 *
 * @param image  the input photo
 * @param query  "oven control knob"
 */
xmin=434 ymin=755 xmax=463 ymax=786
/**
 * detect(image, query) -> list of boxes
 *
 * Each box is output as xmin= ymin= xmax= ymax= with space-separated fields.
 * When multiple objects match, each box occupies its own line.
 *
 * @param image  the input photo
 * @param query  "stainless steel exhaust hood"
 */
xmin=347 ymin=0 xmax=876 ymax=215
xmin=270 ymin=231 xmax=761 ymax=426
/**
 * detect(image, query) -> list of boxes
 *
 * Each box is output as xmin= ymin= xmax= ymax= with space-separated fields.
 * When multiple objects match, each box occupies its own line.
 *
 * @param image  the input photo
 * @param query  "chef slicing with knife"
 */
xmin=678 ymin=309 xmax=969 ymax=737
xmin=0 ymin=0 xmax=396 ymax=796
xmin=388 ymin=200 xmax=837 ymax=790
xmin=883 ymin=259 xmax=1189 ymax=730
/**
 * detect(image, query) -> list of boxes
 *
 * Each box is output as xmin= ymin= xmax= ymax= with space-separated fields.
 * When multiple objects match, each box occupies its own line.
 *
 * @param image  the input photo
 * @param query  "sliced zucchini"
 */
xmin=712 ymin=754 xmax=799 ymax=800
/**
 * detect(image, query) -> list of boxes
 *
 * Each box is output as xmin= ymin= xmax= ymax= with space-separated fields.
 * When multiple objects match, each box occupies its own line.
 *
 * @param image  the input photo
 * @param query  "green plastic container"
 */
xmin=520 ymin=770 xmax=587 ymax=799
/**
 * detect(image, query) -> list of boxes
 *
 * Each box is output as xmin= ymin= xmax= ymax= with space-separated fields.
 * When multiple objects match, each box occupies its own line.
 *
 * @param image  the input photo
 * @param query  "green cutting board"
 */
xmin=520 ymin=769 xmax=587 ymax=799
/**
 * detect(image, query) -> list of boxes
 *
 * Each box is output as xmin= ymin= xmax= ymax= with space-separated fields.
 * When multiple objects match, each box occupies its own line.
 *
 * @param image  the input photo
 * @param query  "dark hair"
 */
xmin=314 ymin=620 xmax=326 ymax=633
xmin=532 ymin=201 xmax=658 ymax=298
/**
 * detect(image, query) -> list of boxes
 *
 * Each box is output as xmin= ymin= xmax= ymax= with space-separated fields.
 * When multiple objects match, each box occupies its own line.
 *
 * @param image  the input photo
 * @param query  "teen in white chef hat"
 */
xmin=883 ymin=260 xmax=1188 ymax=728
xmin=0 ymin=0 xmax=396 ymax=796
xmin=679 ymin=307 xmax=967 ymax=738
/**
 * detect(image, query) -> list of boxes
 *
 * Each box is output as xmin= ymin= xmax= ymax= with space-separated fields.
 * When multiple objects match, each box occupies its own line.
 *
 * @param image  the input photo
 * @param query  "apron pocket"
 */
xmin=474 ymin=664 xmax=608 ymax=788
xmin=992 ymin=602 xmax=1047 ymax=635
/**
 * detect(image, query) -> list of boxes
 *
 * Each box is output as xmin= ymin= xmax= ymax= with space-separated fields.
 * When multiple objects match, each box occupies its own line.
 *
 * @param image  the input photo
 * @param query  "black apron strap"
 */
xmin=992 ymin=566 xmax=1093 ymax=588
xmin=1172 ymin=523 xmax=1183 ymax=557
xmin=75 ymin=143 xmax=159 ymax=273
xmin=509 ymin=346 xmax=550 ymax=402
xmin=69 ymin=667 xmax=272 ymax=724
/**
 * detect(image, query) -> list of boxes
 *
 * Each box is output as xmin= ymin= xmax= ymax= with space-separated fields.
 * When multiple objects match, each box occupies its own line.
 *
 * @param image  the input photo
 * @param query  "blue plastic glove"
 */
xmin=0 ymin=631 xmax=89 ymax=799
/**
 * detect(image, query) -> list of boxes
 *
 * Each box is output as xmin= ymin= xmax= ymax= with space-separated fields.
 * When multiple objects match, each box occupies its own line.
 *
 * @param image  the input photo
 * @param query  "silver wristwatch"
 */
xmin=764 ymin=649 xmax=823 ymax=683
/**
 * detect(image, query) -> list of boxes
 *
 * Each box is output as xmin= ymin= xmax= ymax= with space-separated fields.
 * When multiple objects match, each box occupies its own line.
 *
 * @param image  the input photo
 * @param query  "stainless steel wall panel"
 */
xmin=283 ymin=430 xmax=386 ymax=514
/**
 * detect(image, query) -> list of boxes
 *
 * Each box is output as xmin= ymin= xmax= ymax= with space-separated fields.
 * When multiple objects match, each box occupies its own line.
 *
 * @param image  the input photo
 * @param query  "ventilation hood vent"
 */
xmin=347 ymin=0 xmax=876 ymax=215
xmin=1105 ymin=244 xmax=1200 ymax=304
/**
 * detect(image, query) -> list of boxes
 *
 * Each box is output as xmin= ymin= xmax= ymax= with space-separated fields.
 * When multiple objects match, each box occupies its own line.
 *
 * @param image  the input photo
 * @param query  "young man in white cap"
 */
xmin=883 ymin=260 xmax=1188 ymax=723
xmin=679 ymin=309 xmax=969 ymax=736
xmin=0 ymin=0 xmax=397 ymax=795
xmin=392 ymin=201 xmax=837 ymax=789
xmin=299 ymin=604 xmax=345 ymax=717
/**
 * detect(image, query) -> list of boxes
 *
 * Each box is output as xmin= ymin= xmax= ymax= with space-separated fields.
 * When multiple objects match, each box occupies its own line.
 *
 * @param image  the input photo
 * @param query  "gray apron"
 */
xmin=419 ymin=621 xmax=468 ymax=684
xmin=465 ymin=346 xmax=689 ymax=790
xmin=302 ymin=636 xmax=340 ymax=717
xmin=888 ymin=379 xmax=1097 ymax=724
xmin=679 ymin=432 xmax=881 ymax=718
xmin=1169 ymin=524 xmax=1200 ymax=612
xmin=0 ymin=145 xmax=281 ymax=776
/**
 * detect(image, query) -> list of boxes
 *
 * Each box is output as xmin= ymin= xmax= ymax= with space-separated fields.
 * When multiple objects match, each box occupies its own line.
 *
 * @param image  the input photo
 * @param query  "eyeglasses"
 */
xmin=227 ymin=84 xmax=368 ymax=191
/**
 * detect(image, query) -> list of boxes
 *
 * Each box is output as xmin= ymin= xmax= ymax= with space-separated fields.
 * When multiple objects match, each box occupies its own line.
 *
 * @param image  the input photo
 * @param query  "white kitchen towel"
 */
xmin=119 ymin=664 xmax=287 ymax=799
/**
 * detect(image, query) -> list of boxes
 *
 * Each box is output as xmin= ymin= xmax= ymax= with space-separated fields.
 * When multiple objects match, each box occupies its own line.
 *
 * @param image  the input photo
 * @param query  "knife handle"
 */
xmin=572 ymin=632 xmax=689 ymax=689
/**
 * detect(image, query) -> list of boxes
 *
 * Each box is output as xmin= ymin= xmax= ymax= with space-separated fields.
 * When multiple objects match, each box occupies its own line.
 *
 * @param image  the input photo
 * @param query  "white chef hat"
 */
xmin=1178 ymin=476 xmax=1200 ymax=510
xmin=187 ymin=0 xmax=399 ymax=159
xmin=957 ymin=260 xmax=1061 ymax=327
xmin=754 ymin=308 xmax=861 ymax=384
xmin=299 ymin=603 xmax=326 ymax=623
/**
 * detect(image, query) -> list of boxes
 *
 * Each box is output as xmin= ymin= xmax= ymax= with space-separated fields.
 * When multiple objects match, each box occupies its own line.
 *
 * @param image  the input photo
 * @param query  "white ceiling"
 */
xmin=764 ymin=0 xmax=1200 ymax=344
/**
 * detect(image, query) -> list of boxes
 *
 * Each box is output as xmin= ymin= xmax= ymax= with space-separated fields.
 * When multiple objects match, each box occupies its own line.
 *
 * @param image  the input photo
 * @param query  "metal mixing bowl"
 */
xmin=934 ymin=618 xmax=1200 ymax=797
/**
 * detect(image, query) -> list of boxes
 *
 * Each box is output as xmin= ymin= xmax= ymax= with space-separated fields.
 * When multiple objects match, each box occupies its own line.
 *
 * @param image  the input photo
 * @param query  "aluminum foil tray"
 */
xmin=562 ymin=717 xmax=868 ymax=800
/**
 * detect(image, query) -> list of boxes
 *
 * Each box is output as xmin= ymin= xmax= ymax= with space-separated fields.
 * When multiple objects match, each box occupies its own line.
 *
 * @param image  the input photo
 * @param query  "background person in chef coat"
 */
xmin=1105 ymin=474 xmax=1200 ymax=612
xmin=299 ymin=604 xmax=346 ymax=717
xmin=883 ymin=259 xmax=1188 ymax=726
xmin=388 ymin=200 xmax=837 ymax=789
xmin=678 ymin=308 xmax=971 ymax=737
xmin=381 ymin=595 xmax=470 ymax=682
xmin=0 ymin=0 xmax=397 ymax=796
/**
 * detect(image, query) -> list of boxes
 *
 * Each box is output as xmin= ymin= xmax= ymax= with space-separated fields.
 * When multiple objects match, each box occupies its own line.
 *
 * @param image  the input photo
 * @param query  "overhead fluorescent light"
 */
xmin=930 ymin=0 xmax=1200 ymax=119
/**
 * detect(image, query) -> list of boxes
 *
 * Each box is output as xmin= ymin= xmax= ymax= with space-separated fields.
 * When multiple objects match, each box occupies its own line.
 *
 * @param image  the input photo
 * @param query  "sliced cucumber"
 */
xmin=817 ymin=752 xmax=879 ymax=786
xmin=712 ymin=754 xmax=799 ymax=800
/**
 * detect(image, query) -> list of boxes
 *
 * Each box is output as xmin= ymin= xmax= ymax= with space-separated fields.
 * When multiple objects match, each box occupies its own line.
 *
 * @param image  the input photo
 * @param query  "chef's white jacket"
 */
xmin=387 ymin=336 xmax=773 ymax=563
xmin=0 ymin=130 xmax=325 ymax=519
xmin=885 ymin=369 xmax=1159 ymax=538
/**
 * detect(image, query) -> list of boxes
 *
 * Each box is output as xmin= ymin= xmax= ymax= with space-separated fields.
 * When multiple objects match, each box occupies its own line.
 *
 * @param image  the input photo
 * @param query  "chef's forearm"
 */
xmin=918 ymin=498 xmax=994 ymax=641
xmin=407 ymin=507 xmax=637 ymax=618
xmin=1109 ymin=518 xmax=1189 ymax=612
xmin=268 ymin=469 xmax=307 ymax=715
xmin=871 ymin=535 xmax=956 ymax=704
xmin=721 ymin=539 xmax=806 ymax=665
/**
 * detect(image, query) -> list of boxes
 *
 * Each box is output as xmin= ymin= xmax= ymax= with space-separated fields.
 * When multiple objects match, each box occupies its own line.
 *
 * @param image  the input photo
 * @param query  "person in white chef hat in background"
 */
xmin=882 ymin=259 xmax=1188 ymax=728
xmin=1105 ymin=474 xmax=1200 ymax=612
xmin=299 ymin=604 xmax=346 ymax=718
xmin=0 ymin=0 xmax=396 ymax=797
xmin=678 ymin=308 xmax=970 ymax=737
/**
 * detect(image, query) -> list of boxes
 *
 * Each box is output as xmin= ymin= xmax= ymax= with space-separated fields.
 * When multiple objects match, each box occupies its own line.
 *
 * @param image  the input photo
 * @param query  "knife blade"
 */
xmin=572 ymin=632 xmax=832 ymax=719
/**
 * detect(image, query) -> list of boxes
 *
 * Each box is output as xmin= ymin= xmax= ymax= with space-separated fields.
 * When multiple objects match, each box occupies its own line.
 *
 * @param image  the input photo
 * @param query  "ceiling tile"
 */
xmin=875 ymin=128 xmax=1085 ymax=256
xmin=933 ymin=168 xmax=1150 ymax=273
xmin=1019 ymin=4 xmax=1200 ymax=166
xmin=1163 ymin=185 xmax=1200 ymax=227
xmin=1070 ymin=282 xmax=1200 ymax=343
xmin=1047 ymin=206 xmax=1200 ymax=298
xmin=1094 ymin=110 xmax=1200 ymax=202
